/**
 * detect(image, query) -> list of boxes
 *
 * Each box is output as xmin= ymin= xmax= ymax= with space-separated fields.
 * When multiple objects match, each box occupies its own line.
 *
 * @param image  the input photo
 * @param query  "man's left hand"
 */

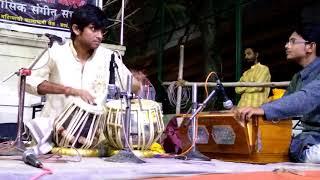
xmin=234 ymin=107 xmax=265 ymax=123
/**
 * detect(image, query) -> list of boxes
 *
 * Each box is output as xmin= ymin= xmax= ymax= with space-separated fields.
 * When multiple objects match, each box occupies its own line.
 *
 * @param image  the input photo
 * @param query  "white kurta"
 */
xmin=26 ymin=40 xmax=131 ymax=119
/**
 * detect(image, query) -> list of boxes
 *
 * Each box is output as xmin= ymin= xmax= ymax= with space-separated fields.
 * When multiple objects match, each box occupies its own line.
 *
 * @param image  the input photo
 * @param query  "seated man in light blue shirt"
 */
xmin=236 ymin=23 xmax=320 ymax=163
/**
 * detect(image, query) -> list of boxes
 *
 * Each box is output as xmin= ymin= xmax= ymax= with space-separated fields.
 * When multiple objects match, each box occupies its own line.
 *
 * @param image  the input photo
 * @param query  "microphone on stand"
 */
xmin=106 ymin=53 xmax=120 ymax=102
xmin=109 ymin=53 xmax=116 ymax=85
xmin=216 ymin=79 xmax=233 ymax=110
xmin=22 ymin=149 xmax=43 ymax=168
xmin=44 ymin=33 xmax=66 ymax=47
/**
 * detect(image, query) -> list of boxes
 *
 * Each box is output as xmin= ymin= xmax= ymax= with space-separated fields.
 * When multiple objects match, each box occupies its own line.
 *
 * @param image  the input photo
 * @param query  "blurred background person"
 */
xmin=235 ymin=47 xmax=271 ymax=107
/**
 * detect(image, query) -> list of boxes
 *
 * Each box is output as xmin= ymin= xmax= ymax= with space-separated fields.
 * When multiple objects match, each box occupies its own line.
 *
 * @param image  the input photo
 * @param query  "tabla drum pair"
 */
xmin=103 ymin=99 xmax=164 ymax=150
xmin=53 ymin=98 xmax=164 ymax=150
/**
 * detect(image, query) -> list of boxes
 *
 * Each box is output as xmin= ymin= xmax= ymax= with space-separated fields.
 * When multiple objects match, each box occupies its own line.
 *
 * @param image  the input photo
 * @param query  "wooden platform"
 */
xmin=179 ymin=111 xmax=292 ymax=163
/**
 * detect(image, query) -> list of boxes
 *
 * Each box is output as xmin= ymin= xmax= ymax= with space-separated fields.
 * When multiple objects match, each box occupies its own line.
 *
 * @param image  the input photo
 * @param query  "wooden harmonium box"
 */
xmin=178 ymin=111 xmax=292 ymax=163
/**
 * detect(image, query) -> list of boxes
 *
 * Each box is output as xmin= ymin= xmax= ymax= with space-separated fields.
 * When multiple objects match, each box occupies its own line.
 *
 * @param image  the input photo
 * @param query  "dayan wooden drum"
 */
xmin=53 ymin=98 xmax=106 ymax=149
xmin=103 ymin=99 xmax=164 ymax=150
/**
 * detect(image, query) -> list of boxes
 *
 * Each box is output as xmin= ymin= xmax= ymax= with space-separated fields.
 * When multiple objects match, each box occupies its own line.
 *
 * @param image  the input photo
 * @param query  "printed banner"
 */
xmin=0 ymin=0 xmax=101 ymax=37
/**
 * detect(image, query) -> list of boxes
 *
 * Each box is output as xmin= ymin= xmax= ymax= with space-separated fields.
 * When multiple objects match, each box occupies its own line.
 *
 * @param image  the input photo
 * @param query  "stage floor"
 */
xmin=1 ymin=156 xmax=320 ymax=179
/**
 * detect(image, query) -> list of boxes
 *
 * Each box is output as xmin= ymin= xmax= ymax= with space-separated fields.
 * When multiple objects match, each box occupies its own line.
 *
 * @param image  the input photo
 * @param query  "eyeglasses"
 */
xmin=286 ymin=39 xmax=310 ymax=46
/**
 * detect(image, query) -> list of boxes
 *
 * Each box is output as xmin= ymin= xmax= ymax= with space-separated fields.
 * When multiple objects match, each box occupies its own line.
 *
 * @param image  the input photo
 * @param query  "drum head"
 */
xmin=72 ymin=98 xmax=104 ymax=114
xmin=105 ymin=99 xmax=159 ymax=111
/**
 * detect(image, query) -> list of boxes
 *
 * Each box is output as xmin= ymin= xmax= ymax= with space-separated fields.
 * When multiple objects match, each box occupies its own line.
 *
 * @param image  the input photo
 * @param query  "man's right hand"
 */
xmin=66 ymin=87 xmax=96 ymax=105
xmin=234 ymin=107 xmax=265 ymax=123
xmin=37 ymin=81 xmax=96 ymax=105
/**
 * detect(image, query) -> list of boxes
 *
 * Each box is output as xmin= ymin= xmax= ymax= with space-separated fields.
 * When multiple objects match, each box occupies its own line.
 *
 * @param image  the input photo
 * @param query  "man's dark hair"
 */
xmin=245 ymin=47 xmax=260 ymax=54
xmin=295 ymin=23 xmax=320 ymax=56
xmin=70 ymin=4 xmax=109 ymax=40
xmin=244 ymin=47 xmax=262 ymax=60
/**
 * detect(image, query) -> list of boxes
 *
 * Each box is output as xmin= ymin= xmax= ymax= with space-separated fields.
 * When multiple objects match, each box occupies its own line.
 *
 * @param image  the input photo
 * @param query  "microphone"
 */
xmin=106 ymin=53 xmax=119 ymax=101
xmin=22 ymin=149 xmax=43 ymax=168
xmin=45 ymin=33 xmax=66 ymax=47
xmin=109 ymin=53 xmax=116 ymax=85
xmin=216 ymin=79 xmax=233 ymax=110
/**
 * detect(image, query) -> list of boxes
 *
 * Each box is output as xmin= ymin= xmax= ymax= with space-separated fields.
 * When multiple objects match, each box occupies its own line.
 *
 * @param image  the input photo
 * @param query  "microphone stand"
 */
xmin=182 ymin=83 xmax=224 ymax=161
xmin=104 ymin=75 xmax=145 ymax=163
xmin=184 ymin=84 xmax=210 ymax=161
xmin=0 ymin=44 xmax=49 ymax=156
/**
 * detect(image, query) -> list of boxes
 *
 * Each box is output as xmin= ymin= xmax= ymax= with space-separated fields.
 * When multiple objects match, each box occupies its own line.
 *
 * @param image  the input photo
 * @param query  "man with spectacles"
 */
xmin=235 ymin=23 xmax=320 ymax=163
xmin=235 ymin=47 xmax=271 ymax=107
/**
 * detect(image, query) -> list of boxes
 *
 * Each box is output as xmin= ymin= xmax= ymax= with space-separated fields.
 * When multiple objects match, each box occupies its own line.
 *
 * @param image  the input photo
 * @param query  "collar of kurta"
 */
xmin=69 ymin=40 xmax=97 ymax=62
xmin=250 ymin=62 xmax=261 ymax=69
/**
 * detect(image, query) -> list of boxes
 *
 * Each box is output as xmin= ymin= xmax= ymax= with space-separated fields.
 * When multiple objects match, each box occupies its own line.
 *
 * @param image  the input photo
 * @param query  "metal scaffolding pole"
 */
xmin=163 ymin=81 xmax=290 ymax=88
xmin=176 ymin=45 xmax=184 ymax=115
xmin=120 ymin=0 xmax=125 ymax=45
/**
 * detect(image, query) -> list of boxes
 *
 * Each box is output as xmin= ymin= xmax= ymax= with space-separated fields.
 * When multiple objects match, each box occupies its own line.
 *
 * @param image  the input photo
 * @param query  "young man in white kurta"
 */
xmin=25 ymin=4 xmax=140 ymax=154
xmin=27 ymin=41 xmax=131 ymax=120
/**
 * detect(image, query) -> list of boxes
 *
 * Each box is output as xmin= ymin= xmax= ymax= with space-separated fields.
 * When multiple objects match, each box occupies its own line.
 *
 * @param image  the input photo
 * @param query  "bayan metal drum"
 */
xmin=53 ymin=98 xmax=106 ymax=149
xmin=104 ymin=99 xmax=164 ymax=150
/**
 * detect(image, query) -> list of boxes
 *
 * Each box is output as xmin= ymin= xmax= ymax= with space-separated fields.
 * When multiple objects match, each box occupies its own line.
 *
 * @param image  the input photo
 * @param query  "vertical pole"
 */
xmin=98 ymin=0 xmax=103 ymax=7
xmin=16 ymin=75 xmax=26 ymax=149
xmin=155 ymin=0 xmax=165 ymax=105
xmin=191 ymin=83 xmax=197 ymax=151
xmin=124 ymin=75 xmax=132 ymax=149
xmin=176 ymin=45 xmax=184 ymax=115
xmin=120 ymin=0 xmax=125 ymax=45
xmin=157 ymin=0 xmax=164 ymax=84
xmin=235 ymin=0 xmax=243 ymax=103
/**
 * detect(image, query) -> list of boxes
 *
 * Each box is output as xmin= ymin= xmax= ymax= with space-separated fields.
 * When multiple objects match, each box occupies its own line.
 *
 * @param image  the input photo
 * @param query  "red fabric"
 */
xmin=162 ymin=116 xmax=182 ymax=154
xmin=151 ymin=171 xmax=320 ymax=180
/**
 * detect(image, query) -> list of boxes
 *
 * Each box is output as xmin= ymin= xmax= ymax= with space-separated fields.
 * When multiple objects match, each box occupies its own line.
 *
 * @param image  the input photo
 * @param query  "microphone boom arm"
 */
xmin=189 ymin=89 xmax=217 ymax=121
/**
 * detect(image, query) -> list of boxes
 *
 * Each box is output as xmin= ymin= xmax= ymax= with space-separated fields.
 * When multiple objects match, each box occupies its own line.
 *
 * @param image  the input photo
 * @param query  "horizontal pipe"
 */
xmin=163 ymin=81 xmax=290 ymax=87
